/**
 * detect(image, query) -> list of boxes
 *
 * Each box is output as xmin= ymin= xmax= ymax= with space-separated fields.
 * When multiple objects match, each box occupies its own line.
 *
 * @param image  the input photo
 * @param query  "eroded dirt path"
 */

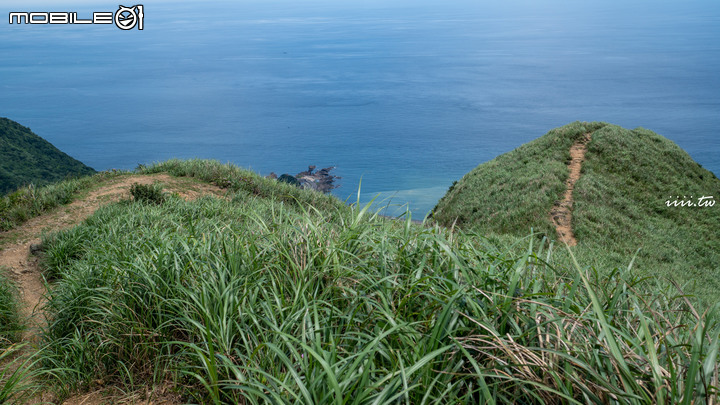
xmin=550 ymin=133 xmax=592 ymax=246
xmin=0 ymin=173 xmax=226 ymax=404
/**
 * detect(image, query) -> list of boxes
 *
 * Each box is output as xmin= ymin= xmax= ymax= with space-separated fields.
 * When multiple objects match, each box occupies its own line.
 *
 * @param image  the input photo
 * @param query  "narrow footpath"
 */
xmin=550 ymin=133 xmax=592 ymax=246
xmin=0 ymin=174 xmax=224 ymax=404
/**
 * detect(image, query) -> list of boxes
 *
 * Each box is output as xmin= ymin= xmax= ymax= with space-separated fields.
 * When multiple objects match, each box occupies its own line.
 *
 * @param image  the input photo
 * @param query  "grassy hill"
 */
xmin=0 ymin=117 xmax=96 ymax=195
xmin=433 ymin=122 xmax=720 ymax=305
xmin=0 ymin=159 xmax=716 ymax=403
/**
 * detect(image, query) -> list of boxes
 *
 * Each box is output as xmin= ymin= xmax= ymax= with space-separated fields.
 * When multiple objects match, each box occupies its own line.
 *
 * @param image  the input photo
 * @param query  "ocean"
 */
xmin=2 ymin=0 xmax=719 ymax=217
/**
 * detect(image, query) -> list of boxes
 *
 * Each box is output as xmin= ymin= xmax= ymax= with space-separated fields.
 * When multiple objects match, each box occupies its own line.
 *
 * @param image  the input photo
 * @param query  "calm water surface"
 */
xmin=1 ymin=0 xmax=719 ymax=216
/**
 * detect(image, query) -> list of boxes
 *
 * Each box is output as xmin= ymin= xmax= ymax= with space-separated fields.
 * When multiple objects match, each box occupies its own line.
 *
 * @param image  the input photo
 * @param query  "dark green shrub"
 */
xmin=129 ymin=183 xmax=166 ymax=205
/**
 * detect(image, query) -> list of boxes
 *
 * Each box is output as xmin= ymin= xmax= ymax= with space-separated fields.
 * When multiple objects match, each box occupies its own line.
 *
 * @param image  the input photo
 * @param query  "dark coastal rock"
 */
xmin=296 ymin=165 xmax=316 ymax=178
xmin=269 ymin=165 xmax=340 ymax=193
xmin=295 ymin=165 xmax=340 ymax=193
xmin=277 ymin=174 xmax=300 ymax=186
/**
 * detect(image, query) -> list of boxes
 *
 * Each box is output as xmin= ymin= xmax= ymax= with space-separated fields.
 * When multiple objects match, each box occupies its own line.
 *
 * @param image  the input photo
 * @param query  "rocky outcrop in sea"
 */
xmin=267 ymin=165 xmax=340 ymax=193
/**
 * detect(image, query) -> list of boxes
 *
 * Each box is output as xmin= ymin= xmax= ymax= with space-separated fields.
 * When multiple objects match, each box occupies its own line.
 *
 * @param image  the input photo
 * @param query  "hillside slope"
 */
xmin=433 ymin=122 xmax=606 ymax=236
xmin=0 ymin=117 xmax=96 ymax=194
xmin=0 ymin=159 xmax=716 ymax=403
xmin=0 ymin=172 xmax=226 ymax=404
xmin=433 ymin=122 xmax=720 ymax=303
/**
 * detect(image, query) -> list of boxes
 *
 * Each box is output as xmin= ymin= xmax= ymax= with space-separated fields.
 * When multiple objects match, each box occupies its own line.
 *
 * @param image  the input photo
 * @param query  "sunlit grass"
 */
xmin=34 ymin=171 xmax=719 ymax=403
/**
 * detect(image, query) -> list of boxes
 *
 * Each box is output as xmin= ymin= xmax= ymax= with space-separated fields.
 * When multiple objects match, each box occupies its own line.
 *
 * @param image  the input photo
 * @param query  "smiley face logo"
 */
xmin=114 ymin=5 xmax=144 ymax=30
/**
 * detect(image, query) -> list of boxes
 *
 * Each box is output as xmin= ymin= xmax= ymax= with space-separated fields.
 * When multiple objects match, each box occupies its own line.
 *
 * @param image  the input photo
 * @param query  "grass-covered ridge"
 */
xmin=433 ymin=122 xmax=607 ymax=236
xmin=137 ymin=158 xmax=347 ymax=213
xmin=433 ymin=122 xmax=720 ymax=305
xmin=0 ymin=117 xmax=96 ymax=195
xmin=32 ymin=160 xmax=718 ymax=403
xmin=0 ymin=170 xmax=126 ymax=233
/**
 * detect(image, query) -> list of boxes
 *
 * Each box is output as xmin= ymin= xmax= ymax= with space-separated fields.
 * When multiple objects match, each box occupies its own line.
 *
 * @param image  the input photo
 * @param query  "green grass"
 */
xmin=0 ymin=271 xmax=22 ymax=345
xmin=433 ymin=122 xmax=720 ymax=306
xmin=32 ymin=162 xmax=719 ymax=404
xmin=0 ymin=170 xmax=126 ymax=232
xmin=137 ymin=158 xmax=347 ymax=213
xmin=0 ymin=272 xmax=41 ymax=404
xmin=432 ymin=121 xmax=607 ymax=236
xmin=0 ymin=156 xmax=716 ymax=402
xmin=571 ymin=124 xmax=720 ymax=304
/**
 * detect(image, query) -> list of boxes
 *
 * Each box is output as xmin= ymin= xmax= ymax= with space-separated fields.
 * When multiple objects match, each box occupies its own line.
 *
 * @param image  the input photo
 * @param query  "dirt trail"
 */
xmin=0 ymin=173 xmax=225 ymax=404
xmin=550 ymin=133 xmax=591 ymax=246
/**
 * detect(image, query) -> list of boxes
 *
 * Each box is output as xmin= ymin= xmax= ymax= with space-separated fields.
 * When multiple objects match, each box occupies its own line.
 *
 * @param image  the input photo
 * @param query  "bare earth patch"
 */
xmin=0 ymin=173 xmax=226 ymax=404
xmin=550 ymin=133 xmax=591 ymax=246
xmin=60 ymin=383 xmax=182 ymax=405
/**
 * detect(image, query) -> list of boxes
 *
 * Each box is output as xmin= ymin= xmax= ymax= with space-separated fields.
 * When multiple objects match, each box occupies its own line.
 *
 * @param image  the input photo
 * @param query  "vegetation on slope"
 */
xmin=31 ymin=160 xmax=718 ymax=404
xmin=0 ymin=273 xmax=38 ymax=404
xmin=433 ymin=122 xmax=720 ymax=305
xmin=574 ymin=124 xmax=720 ymax=299
xmin=0 ymin=156 xmax=342 ymax=233
xmin=432 ymin=122 xmax=607 ymax=236
xmin=0 ymin=272 xmax=21 ymax=345
xmin=0 ymin=170 xmax=124 ymax=232
xmin=0 ymin=117 xmax=96 ymax=195
xmin=137 ymin=158 xmax=347 ymax=213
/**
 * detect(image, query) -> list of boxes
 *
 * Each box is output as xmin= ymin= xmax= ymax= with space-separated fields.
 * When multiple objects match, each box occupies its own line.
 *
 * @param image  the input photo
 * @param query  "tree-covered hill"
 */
xmin=0 ymin=117 xmax=96 ymax=195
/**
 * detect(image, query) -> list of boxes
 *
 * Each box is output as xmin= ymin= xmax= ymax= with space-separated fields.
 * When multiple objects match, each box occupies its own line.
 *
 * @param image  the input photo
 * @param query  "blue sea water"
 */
xmin=1 ymin=0 xmax=719 ymax=216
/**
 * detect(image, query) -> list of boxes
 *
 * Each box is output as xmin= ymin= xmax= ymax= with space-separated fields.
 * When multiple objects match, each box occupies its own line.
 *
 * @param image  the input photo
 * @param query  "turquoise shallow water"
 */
xmin=1 ymin=0 xmax=719 ymax=216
